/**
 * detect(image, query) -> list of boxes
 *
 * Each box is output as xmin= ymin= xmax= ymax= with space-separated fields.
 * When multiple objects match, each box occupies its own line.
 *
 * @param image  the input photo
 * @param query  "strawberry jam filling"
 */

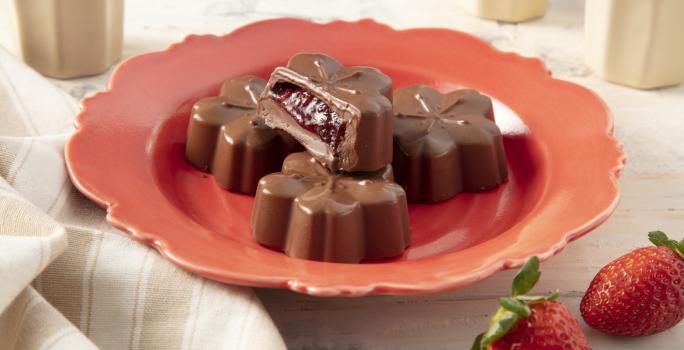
xmin=270 ymin=82 xmax=346 ymax=151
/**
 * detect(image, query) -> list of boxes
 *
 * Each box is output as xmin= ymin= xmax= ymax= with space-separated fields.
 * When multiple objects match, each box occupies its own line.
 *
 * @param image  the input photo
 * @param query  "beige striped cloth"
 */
xmin=0 ymin=48 xmax=286 ymax=350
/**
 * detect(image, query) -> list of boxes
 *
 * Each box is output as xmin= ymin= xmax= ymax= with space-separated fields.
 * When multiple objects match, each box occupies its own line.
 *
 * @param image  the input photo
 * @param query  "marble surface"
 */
xmin=10 ymin=0 xmax=684 ymax=348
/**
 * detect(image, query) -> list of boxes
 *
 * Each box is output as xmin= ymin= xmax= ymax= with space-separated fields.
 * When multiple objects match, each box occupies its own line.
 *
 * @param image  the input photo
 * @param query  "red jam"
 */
xmin=270 ymin=82 xmax=346 ymax=151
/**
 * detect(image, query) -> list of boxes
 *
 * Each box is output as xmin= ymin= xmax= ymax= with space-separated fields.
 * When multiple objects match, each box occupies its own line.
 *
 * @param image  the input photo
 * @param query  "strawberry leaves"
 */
xmin=648 ymin=231 xmax=684 ymax=259
xmin=474 ymin=308 xmax=520 ymax=350
xmin=517 ymin=291 xmax=560 ymax=303
xmin=512 ymin=256 xmax=541 ymax=297
xmin=472 ymin=256 xmax=560 ymax=350
xmin=471 ymin=334 xmax=484 ymax=350
xmin=499 ymin=297 xmax=531 ymax=317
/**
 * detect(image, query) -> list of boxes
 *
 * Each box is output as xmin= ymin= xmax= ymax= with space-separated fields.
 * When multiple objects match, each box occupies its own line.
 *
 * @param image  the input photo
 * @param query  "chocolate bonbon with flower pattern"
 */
xmin=392 ymin=85 xmax=508 ymax=203
xmin=251 ymin=152 xmax=411 ymax=263
xmin=185 ymin=76 xmax=302 ymax=194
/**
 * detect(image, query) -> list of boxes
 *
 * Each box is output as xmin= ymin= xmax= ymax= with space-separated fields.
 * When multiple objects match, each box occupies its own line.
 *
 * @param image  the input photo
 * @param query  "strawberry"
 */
xmin=472 ymin=257 xmax=591 ymax=350
xmin=580 ymin=231 xmax=684 ymax=336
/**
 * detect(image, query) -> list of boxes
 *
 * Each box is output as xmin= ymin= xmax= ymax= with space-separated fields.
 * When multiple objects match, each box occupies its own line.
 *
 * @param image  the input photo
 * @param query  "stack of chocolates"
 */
xmin=185 ymin=53 xmax=508 ymax=263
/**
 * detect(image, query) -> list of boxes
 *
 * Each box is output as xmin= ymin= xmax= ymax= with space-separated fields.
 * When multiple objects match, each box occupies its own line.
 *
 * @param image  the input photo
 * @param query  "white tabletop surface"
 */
xmin=41 ymin=0 xmax=684 ymax=348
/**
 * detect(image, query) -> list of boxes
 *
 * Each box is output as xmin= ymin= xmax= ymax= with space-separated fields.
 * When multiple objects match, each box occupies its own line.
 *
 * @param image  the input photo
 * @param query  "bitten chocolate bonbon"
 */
xmin=251 ymin=152 xmax=411 ymax=263
xmin=185 ymin=76 xmax=302 ymax=194
xmin=258 ymin=53 xmax=393 ymax=172
xmin=392 ymin=85 xmax=508 ymax=203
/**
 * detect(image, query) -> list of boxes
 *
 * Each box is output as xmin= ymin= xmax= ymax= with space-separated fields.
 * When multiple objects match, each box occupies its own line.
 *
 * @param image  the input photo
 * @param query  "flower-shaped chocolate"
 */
xmin=392 ymin=85 xmax=508 ymax=203
xmin=251 ymin=152 xmax=411 ymax=263
xmin=258 ymin=53 xmax=393 ymax=172
xmin=185 ymin=76 xmax=302 ymax=194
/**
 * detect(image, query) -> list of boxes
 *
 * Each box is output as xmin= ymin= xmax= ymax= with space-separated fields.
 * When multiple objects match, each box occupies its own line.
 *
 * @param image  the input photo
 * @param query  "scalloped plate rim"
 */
xmin=64 ymin=18 xmax=626 ymax=297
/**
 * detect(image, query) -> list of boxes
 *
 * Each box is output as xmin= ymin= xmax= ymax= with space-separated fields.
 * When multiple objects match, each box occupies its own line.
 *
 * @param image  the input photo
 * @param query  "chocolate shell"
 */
xmin=251 ymin=152 xmax=411 ymax=263
xmin=258 ymin=53 xmax=393 ymax=172
xmin=185 ymin=76 xmax=302 ymax=194
xmin=392 ymin=85 xmax=508 ymax=203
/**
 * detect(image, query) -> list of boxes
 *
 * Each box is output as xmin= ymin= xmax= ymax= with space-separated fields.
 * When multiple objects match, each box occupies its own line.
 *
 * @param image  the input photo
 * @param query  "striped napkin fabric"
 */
xmin=0 ymin=47 xmax=285 ymax=350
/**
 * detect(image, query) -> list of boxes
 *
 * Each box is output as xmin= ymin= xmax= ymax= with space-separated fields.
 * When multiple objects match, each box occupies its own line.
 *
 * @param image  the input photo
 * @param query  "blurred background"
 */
xmin=1 ymin=0 xmax=682 ymax=98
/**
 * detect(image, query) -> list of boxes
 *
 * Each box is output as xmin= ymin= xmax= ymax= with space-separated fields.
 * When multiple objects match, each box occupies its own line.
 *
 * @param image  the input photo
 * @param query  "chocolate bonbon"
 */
xmin=258 ymin=53 xmax=393 ymax=172
xmin=392 ymin=85 xmax=508 ymax=203
xmin=251 ymin=152 xmax=411 ymax=263
xmin=185 ymin=76 xmax=302 ymax=194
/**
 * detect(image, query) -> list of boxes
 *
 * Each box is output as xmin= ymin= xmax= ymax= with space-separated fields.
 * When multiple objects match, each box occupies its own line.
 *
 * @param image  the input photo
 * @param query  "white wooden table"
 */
xmin=51 ymin=0 xmax=684 ymax=348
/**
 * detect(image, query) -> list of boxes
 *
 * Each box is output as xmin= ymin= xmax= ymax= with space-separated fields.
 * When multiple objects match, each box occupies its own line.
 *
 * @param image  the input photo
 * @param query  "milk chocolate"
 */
xmin=185 ymin=76 xmax=302 ymax=194
xmin=392 ymin=85 xmax=508 ymax=203
xmin=251 ymin=152 xmax=411 ymax=263
xmin=258 ymin=53 xmax=393 ymax=172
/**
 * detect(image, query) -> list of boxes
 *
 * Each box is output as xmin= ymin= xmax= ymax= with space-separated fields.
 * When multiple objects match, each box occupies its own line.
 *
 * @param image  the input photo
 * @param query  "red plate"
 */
xmin=65 ymin=19 xmax=625 ymax=296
